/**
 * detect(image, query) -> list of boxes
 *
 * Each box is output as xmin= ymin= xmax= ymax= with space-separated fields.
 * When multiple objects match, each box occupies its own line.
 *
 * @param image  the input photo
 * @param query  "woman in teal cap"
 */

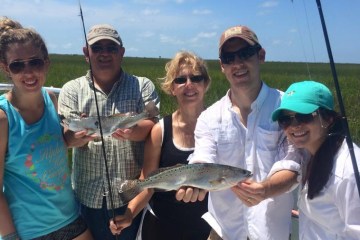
xmin=272 ymin=80 xmax=360 ymax=239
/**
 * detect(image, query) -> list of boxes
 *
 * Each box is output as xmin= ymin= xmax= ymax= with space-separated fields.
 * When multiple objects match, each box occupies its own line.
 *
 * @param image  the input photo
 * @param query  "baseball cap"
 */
xmin=219 ymin=25 xmax=260 ymax=55
xmin=272 ymin=81 xmax=334 ymax=121
xmin=87 ymin=24 xmax=123 ymax=46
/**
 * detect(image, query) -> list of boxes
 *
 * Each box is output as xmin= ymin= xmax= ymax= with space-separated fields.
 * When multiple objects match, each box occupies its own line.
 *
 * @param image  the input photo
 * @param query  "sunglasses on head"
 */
xmin=8 ymin=58 xmax=45 ymax=74
xmin=90 ymin=44 xmax=119 ymax=54
xmin=277 ymin=111 xmax=318 ymax=129
xmin=173 ymin=75 xmax=205 ymax=84
xmin=220 ymin=44 xmax=262 ymax=64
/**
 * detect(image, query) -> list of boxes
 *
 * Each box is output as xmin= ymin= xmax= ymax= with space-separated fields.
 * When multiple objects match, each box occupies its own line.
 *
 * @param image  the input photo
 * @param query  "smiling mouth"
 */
xmin=234 ymin=70 xmax=248 ymax=77
xmin=292 ymin=131 xmax=307 ymax=137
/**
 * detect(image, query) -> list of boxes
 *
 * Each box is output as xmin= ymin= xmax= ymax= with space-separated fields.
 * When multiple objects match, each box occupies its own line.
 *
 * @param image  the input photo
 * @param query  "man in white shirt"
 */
xmin=176 ymin=25 xmax=303 ymax=240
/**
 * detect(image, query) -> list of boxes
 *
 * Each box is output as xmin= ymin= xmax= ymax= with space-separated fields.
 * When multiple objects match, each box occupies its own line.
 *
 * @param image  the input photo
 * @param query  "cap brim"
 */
xmin=271 ymin=102 xmax=320 ymax=121
xmin=88 ymin=36 xmax=121 ymax=46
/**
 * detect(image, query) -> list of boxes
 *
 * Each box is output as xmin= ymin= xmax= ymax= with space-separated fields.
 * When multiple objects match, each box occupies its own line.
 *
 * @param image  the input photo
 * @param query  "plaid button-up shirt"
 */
xmin=58 ymin=70 xmax=160 ymax=208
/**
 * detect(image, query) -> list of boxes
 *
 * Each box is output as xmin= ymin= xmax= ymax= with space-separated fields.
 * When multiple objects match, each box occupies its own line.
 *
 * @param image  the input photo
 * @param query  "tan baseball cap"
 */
xmin=219 ymin=25 xmax=260 ymax=55
xmin=87 ymin=24 xmax=123 ymax=46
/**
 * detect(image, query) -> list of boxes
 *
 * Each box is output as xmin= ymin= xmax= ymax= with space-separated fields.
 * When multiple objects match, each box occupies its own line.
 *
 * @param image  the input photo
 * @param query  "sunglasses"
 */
xmin=8 ymin=58 xmax=45 ymax=74
xmin=90 ymin=45 xmax=119 ymax=54
xmin=173 ymin=75 xmax=205 ymax=84
xmin=278 ymin=112 xmax=318 ymax=129
xmin=220 ymin=44 xmax=262 ymax=64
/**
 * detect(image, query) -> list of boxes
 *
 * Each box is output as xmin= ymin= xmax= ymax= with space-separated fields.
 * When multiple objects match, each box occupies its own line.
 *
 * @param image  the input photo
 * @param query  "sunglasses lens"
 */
xmin=297 ymin=113 xmax=315 ymax=123
xmin=221 ymin=44 xmax=261 ymax=64
xmin=189 ymin=75 xmax=204 ymax=83
xmin=29 ymin=59 xmax=45 ymax=69
xmin=8 ymin=58 xmax=45 ymax=74
xmin=278 ymin=115 xmax=292 ymax=129
xmin=9 ymin=62 xmax=25 ymax=74
xmin=173 ymin=77 xmax=187 ymax=84
xmin=91 ymin=45 xmax=119 ymax=54
xmin=220 ymin=53 xmax=235 ymax=64
xmin=278 ymin=113 xmax=316 ymax=129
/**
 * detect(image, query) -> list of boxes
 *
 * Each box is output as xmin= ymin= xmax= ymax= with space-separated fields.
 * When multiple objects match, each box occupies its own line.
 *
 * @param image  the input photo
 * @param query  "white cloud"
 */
xmin=192 ymin=9 xmax=212 ymax=15
xmin=142 ymin=9 xmax=161 ymax=15
xmin=260 ymin=1 xmax=279 ymax=8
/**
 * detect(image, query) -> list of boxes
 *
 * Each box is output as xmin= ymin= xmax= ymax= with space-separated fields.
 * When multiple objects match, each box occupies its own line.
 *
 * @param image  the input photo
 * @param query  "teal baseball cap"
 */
xmin=272 ymin=81 xmax=334 ymax=121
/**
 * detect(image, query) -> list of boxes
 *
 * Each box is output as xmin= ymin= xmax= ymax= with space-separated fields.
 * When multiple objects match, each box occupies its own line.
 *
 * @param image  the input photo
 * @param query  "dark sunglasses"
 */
xmin=173 ymin=75 xmax=205 ymax=84
xmin=8 ymin=58 xmax=45 ymax=74
xmin=90 ymin=45 xmax=119 ymax=54
xmin=220 ymin=44 xmax=262 ymax=64
xmin=278 ymin=112 xmax=318 ymax=129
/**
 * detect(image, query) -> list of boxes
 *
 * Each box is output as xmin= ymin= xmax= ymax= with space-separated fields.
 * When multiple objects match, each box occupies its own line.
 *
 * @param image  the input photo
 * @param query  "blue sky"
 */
xmin=1 ymin=0 xmax=359 ymax=63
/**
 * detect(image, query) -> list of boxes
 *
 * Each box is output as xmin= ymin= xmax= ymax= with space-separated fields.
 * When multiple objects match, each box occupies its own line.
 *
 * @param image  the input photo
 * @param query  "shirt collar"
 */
xmin=225 ymin=81 xmax=270 ymax=112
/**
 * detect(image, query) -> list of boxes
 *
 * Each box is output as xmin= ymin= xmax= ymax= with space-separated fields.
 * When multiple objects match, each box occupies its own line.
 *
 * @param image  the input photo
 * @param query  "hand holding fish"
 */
xmin=231 ymin=179 xmax=266 ymax=207
xmin=175 ymin=187 xmax=208 ymax=203
xmin=111 ymin=128 xmax=134 ymax=141
xmin=109 ymin=209 xmax=133 ymax=235
xmin=233 ymin=169 xmax=298 ymax=207
xmin=63 ymin=128 xmax=97 ymax=147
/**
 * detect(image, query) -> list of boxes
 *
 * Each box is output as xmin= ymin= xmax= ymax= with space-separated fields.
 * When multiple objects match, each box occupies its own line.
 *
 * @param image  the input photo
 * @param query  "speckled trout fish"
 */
xmin=60 ymin=101 xmax=159 ymax=137
xmin=117 ymin=163 xmax=252 ymax=205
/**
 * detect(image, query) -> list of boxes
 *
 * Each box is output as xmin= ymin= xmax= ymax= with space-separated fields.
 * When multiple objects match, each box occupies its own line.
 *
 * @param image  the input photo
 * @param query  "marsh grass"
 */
xmin=1 ymin=55 xmax=359 ymax=144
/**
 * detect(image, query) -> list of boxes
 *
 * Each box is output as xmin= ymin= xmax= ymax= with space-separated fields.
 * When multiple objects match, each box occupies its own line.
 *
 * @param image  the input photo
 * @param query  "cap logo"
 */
xmin=286 ymin=90 xmax=295 ymax=96
xmin=224 ymin=26 xmax=244 ymax=39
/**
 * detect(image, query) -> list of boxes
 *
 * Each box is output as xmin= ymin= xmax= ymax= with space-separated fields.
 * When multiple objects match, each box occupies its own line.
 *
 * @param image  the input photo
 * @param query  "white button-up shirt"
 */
xmin=189 ymin=83 xmax=301 ymax=240
xmin=298 ymin=140 xmax=360 ymax=240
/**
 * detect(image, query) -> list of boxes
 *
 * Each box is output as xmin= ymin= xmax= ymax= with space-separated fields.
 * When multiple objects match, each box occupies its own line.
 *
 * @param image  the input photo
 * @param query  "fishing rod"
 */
xmin=315 ymin=0 xmax=360 ymax=197
xmin=78 ymin=0 xmax=118 ymax=230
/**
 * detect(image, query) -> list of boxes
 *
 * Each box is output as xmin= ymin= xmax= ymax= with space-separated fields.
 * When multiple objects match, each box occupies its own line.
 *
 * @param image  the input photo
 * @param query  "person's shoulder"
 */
xmin=0 ymin=107 xmax=8 ymax=124
xmin=62 ymin=75 xmax=87 ymax=88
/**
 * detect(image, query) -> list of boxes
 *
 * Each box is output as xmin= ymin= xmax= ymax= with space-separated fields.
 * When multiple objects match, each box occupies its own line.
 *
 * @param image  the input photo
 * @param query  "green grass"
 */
xmin=1 ymin=54 xmax=359 ymax=144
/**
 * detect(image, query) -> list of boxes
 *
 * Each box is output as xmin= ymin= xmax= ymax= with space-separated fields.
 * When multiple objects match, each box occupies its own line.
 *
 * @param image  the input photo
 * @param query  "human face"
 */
xmin=4 ymin=42 xmax=48 ymax=93
xmin=84 ymin=39 xmax=124 ymax=82
xmin=220 ymin=38 xmax=264 ymax=89
xmin=281 ymin=110 xmax=329 ymax=155
xmin=171 ymin=67 xmax=207 ymax=106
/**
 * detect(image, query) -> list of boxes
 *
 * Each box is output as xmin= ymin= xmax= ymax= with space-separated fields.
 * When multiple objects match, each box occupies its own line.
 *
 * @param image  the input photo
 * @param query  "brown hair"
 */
xmin=160 ymin=51 xmax=211 ymax=95
xmin=0 ymin=16 xmax=48 ymax=65
xmin=305 ymin=108 xmax=345 ymax=199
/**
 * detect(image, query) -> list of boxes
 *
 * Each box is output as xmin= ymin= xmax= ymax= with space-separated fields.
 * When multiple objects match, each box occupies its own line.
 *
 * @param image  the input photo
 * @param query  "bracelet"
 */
xmin=2 ymin=232 xmax=20 ymax=240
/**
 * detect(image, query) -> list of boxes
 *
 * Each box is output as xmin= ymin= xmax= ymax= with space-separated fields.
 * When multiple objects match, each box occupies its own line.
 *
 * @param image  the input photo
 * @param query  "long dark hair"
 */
xmin=305 ymin=108 xmax=345 ymax=199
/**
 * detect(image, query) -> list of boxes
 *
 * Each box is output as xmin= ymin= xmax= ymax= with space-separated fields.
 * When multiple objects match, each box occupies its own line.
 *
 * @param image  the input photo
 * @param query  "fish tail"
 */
xmin=145 ymin=101 xmax=159 ymax=118
xmin=117 ymin=180 xmax=143 ymax=205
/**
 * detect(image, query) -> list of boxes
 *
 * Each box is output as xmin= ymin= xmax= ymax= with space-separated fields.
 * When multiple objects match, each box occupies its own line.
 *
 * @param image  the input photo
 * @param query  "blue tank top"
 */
xmin=0 ymin=89 xmax=78 ymax=239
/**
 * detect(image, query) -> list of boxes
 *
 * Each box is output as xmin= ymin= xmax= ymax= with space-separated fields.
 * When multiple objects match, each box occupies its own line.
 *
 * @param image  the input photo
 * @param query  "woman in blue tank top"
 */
xmin=0 ymin=17 xmax=92 ymax=240
xmin=110 ymin=51 xmax=212 ymax=239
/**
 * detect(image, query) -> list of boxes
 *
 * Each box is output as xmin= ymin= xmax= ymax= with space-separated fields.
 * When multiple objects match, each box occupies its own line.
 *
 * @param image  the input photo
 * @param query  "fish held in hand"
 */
xmin=60 ymin=101 xmax=159 ymax=137
xmin=117 ymin=163 xmax=252 ymax=206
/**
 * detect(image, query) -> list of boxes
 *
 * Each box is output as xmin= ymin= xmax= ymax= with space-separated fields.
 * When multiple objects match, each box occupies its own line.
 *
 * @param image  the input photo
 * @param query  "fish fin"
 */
xmin=145 ymin=101 xmax=160 ymax=118
xmin=117 ymin=180 xmax=143 ymax=206
xmin=147 ymin=164 xmax=186 ymax=177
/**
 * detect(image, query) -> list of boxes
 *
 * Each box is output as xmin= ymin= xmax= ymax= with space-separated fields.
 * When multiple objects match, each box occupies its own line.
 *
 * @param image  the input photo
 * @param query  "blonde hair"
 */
xmin=160 ymin=51 xmax=211 ymax=95
xmin=0 ymin=16 xmax=48 ymax=65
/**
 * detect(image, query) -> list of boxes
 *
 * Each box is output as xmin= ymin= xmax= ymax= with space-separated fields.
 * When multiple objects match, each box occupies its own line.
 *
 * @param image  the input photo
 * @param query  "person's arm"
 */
xmin=233 ymin=137 xmax=303 ymax=206
xmin=175 ymin=112 xmax=214 ymax=202
xmin=0 ymin=110 xmax=18 ymax=237
xmin=111 ymin=118 xmax=156 ymax=142
xmin=110 ymin=122 xmax=162 ymax=235
xmin=232 ymin=170 xmax=298 ymax=207
xmin=58 ymin=81 xmax=96 ymax=147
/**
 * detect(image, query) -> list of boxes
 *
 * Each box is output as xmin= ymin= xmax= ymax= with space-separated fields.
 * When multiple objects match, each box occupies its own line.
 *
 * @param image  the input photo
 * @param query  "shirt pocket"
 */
xmin=255 ymin=127 xmax=281 ymax=175
xmin=215 ymin=125 xmax=243 ymax=164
